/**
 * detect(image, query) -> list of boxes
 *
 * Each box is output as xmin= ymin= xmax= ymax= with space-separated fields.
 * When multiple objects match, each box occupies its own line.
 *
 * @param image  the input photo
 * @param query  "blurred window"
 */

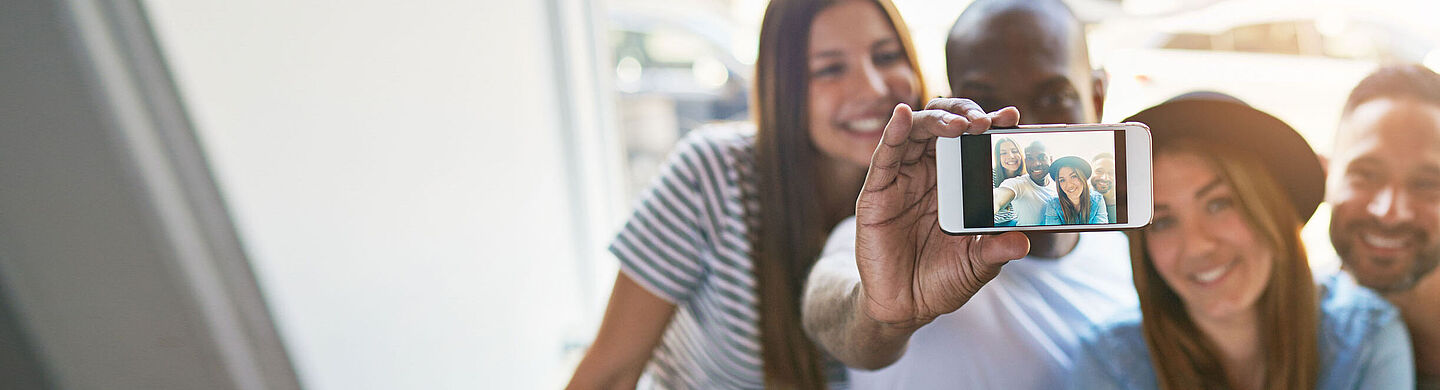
xmin=607 ymin=6 xmax=751 ymax=200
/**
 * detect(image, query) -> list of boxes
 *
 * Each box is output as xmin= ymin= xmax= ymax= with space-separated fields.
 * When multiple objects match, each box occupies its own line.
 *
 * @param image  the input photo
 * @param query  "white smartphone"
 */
xmin=937 ymin=123 xmax=1154 ymax=234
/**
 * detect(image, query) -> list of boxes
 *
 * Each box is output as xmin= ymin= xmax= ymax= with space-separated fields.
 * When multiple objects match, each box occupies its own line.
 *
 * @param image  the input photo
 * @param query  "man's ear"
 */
xmin=1091 ymin=68 xmax=1108 ymax=120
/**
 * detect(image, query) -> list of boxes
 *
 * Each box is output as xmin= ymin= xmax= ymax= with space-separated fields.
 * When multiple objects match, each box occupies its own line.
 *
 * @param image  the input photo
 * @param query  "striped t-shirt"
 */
xmin=610 ymin=125 xmax=846 ymax=389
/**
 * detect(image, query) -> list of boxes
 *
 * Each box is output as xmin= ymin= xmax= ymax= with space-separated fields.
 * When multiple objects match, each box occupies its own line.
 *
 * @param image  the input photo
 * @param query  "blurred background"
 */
xmin=3 ymin=0 xmax=1439 ymax=389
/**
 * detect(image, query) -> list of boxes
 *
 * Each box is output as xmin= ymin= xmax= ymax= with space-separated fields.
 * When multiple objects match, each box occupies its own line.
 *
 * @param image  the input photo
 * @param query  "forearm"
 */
xmin=802 ymin=264 xmax=917 ymax=370
xmin=566 ymin=360 xmax=643 ymax=390
xmin=994 ymin=188 xmax=1016 ymax=213
xmin=567 ymin=273 xmax=673 ymax=390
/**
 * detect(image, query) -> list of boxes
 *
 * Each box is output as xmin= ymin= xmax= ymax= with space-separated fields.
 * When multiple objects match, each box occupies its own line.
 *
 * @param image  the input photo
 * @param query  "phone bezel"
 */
xmin=937 ymin=123 xmax=1153 ymax=234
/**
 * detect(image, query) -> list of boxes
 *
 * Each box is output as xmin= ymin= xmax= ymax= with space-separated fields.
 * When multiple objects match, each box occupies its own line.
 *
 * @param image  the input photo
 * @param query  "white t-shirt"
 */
xmin=821 ymin=217 xmax=1136 ymax=390
xmin=999 ymin=175 xmax=1057 ymax=226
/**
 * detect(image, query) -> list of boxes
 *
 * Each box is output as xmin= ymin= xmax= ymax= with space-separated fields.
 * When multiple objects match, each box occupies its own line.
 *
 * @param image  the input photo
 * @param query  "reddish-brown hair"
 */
xmin=1130 ymin=141 xmax=1318 ymax=389
xmin=751 ymin=0 xmax=925 ymax=387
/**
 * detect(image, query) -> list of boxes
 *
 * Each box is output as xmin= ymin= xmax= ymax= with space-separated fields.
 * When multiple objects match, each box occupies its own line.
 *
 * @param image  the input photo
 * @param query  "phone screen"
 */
xmin=960 ymin=130 xmax=1128 ymax=228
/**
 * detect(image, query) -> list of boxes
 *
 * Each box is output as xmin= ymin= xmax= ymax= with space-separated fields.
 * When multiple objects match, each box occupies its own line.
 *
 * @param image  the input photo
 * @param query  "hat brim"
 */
xmin=1124 ymin=99 xmax=1325 ymax=223
xmin=1048 ymin=156 xmax=1092 ymax=181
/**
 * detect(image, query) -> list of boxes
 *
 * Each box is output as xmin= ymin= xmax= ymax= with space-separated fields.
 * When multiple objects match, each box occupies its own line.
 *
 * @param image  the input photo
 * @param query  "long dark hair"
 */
xmin=1054 ymin=162 xmax=1092 ymax=223
xmin=993 ymin=137 xmax=1023 ymax=186
xmin=1131 ymin=142 xmax=1318 ymax=389
xmin=1059 ymin=182 xmax=1091 ymax=223
xmin=751 ymin=0 xmax=924 ymax=388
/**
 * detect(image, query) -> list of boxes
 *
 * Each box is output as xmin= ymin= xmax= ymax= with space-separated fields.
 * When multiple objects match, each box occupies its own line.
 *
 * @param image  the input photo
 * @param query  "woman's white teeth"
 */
xmin=1363 ymin=233 xmax=1408 ymax=249
xmin=844 ymin=118 xmax=885 ymax=133
xmin=1193 ymin=262 xmax=1233 ymax=284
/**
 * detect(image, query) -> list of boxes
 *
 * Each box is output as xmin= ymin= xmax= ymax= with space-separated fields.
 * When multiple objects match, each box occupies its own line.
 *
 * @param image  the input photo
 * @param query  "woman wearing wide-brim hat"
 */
xmin=1069 ymin=94 xmax=1415 ymax=390
xmin=1041 ymin=155 xmax=1109 ymax=225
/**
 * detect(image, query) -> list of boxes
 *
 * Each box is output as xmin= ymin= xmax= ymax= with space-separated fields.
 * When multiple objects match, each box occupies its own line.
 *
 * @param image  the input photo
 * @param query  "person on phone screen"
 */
xmin=1092 ymin=153 xmax=1118 ymax=223
xmin=1323 ymin=64 xmax=1440 ymax=387
xmin=995 ymin=141 xmax=1057 ymax=225
xmin=800 ymin=0 xmax=1137 ymax=388
xmin=1042 ymin=156 xmax=1108 ymax=225
xmin=994 ymin=137 xmax=1025 ymax=226
xmin=1071 ymin=95 xmax=1413 ymax=389
xmin=567 ymin=0 xmax=951 ymax=388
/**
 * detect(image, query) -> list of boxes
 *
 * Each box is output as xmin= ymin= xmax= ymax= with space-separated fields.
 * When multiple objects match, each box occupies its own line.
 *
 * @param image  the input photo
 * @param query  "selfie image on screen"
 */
xmin=985 ymin=131 xmax=1120 ymax=228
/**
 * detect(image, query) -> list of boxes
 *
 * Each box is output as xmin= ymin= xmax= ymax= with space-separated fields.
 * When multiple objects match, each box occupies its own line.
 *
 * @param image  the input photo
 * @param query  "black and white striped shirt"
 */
xmin=610 ymin=125 xmax=846 ymax=389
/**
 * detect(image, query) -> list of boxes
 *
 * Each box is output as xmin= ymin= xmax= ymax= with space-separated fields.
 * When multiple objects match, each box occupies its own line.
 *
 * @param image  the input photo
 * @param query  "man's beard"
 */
xmin=1093 ymin=181 xmax=1112 ymax=193
xmin=1332 ymin=218 xmax=1440 ymax=293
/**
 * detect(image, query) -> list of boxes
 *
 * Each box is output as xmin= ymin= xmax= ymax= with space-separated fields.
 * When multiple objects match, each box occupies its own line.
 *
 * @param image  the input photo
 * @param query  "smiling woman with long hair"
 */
xmin=993 ymin=137 xmax=1023 ymax=226
xmin=1071 ymin=97 xmax=1414 ymax=390
xmin=1041 ymin=156 xmax=1106 ymax=225
xmin=565 ymin=0 xmax=929 ymax=388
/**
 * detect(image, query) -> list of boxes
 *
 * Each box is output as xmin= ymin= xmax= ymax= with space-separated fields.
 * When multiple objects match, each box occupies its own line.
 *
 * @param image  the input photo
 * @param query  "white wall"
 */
xmin=144 ymin=1 xmax=590 ymax=388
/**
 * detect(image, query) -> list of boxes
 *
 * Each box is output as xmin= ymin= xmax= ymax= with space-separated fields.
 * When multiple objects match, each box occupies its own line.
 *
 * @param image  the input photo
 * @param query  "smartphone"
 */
xmin=937 ymin=123 xmax=1153 ymax=234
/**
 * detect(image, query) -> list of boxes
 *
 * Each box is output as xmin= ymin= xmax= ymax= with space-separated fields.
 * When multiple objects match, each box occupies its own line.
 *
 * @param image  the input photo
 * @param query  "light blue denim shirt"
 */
xmin=1042 ymin=192 xmax=1109 ymax=225
xmin=1070 ymin=273 xmax=1414 ymax=389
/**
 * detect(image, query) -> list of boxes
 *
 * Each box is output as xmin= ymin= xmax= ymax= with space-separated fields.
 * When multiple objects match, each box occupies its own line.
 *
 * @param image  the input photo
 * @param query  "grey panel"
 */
xmin=0 ymin=0 xmax=299 ymax=389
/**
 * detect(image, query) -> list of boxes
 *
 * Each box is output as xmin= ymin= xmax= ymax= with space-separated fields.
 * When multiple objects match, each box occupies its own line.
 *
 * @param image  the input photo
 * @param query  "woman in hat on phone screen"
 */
xmin=1041 ymin=156 xmax=1107 ymax=225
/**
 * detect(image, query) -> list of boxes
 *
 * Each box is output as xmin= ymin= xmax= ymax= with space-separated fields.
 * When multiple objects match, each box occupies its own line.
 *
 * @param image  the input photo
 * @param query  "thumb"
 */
xmin=880 ymin=103 xmax=913 ymax=147
xmin=972 ymin=232 xmax=1030 ymax=266
xmin=864 ymin=103 xmax=915 ymax=192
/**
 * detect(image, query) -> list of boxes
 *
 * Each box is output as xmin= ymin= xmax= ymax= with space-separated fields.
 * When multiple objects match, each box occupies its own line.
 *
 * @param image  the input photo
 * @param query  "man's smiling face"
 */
xmin=1328 ymin=98 xmax=1440 ymax=292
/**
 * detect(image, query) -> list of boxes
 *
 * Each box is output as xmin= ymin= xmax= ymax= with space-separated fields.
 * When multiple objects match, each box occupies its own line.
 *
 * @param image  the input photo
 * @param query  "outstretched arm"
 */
xmin=994 ymin=187 xmax=1017 ymax=213
xmin=803 ymin=218 xmax=915 ymax=369
xmin=802 ymin=99 xmax=1030 ymax=369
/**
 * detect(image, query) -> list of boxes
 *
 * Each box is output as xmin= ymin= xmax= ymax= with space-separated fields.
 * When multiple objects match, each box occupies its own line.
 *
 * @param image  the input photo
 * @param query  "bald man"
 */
xmin=801 ymin=1 xmax=1136 ymax=388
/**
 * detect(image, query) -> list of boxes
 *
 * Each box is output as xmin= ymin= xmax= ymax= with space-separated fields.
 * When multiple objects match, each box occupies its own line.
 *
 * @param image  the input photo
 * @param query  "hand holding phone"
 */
xmin=852 ymin=99 xmax=1030 ymax=329
xmin=936 ymin=124 xmax=1154 ymax=234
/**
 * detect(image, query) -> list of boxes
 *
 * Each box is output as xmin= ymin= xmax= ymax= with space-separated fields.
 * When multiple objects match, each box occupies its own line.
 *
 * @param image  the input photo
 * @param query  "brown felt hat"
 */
xmin=1124 ymin=96 xmax=1326 ymax=223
